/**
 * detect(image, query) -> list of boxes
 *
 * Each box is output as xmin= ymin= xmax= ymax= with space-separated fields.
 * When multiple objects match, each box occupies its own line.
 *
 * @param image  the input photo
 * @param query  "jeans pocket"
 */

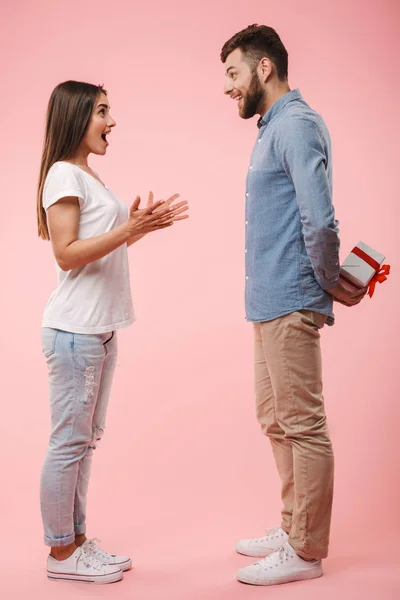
xmin=42 ymin=328 xmax=58 ymax=358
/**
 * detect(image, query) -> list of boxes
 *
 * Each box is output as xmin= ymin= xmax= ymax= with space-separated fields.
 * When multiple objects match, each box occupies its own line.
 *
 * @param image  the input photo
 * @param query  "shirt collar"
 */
xmin=257 ymin=89 xmax=303 ymax=129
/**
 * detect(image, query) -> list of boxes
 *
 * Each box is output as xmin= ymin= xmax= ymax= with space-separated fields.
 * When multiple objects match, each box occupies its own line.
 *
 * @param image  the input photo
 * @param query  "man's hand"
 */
xmin=328 ymin=279 xmax=368 ymax=307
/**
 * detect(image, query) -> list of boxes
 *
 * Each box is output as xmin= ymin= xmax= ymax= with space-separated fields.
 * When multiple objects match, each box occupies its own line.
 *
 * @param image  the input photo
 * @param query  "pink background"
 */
xmin=1 ymin=0 xmax=399 ymax=597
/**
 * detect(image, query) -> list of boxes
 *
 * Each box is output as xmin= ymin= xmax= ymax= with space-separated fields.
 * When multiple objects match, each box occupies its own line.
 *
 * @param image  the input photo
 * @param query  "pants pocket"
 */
xmin=298 ymin=310 xmax=327 ymax=330
xmin=42 ymin=328 xmax=59 ymax=358
xmin=311 ymin=312 xmax=328 ymax=330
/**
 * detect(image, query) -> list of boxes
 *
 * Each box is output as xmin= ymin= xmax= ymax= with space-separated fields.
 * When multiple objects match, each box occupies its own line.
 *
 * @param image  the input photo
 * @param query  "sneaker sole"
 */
xmin=237 ymin=567 xmax=323 ymax=586
xmin=235 ymin=546 xmax=275 ymax=558
xmin=47 ymin=569 xmax=123 ymax=584
xmin=115 ymin=559 xmax=132 ymax=572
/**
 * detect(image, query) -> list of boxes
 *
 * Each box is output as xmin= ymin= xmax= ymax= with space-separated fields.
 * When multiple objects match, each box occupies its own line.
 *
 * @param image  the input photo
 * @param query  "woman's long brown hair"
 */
xmin=37 ymin=81 xmax=106 ymax=240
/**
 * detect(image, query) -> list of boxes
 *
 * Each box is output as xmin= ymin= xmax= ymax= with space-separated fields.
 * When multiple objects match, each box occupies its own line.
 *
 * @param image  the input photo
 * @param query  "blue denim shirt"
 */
xmin=245 ymin=89 xmax=340 ymax=325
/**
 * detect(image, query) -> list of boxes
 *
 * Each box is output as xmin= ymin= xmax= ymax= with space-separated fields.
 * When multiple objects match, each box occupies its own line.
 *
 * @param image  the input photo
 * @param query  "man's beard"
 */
xmin=241 ymin=71 xmax=265 ymax=119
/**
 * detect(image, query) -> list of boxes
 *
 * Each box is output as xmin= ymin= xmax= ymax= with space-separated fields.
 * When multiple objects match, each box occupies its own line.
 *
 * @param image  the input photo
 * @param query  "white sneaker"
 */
xmin=236 ymin=542 xmax=323 ymax=586
xmin=83 ymin=538 xmax=132 ymax=571
xmin=235 ymin=526 xmax=289 ymax=557
xmin=47 ymin=546 xmax=123 ymax=584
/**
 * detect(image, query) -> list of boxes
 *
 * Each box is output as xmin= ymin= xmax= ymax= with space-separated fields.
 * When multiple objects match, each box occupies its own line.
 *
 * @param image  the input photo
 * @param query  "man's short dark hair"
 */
xmin=220 ymin=24 xmax=288 ymax=81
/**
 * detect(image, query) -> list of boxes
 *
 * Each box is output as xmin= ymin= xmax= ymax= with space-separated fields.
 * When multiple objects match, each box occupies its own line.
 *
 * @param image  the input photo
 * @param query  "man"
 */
xmin=221 ymin=24 xmax=366 ymax=586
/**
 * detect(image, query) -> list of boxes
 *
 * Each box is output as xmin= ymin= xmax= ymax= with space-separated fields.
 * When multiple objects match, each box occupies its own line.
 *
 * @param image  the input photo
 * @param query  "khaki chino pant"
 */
xmin=254 ymin=309 xmax=334 ymax=560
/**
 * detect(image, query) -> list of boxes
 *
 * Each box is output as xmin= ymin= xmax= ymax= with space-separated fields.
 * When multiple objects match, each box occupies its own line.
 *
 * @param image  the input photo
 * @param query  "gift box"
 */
xmin=340 ymin=241 xmax=390 ymax=298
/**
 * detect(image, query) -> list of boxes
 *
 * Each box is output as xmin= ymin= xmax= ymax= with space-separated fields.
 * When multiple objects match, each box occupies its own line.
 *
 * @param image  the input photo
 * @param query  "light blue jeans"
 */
xmin=40 ymin=328 xmax=118 ymax=547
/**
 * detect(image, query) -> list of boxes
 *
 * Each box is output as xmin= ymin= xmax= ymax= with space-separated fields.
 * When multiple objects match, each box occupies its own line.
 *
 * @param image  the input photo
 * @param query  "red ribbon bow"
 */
xmin=367 ymin=264 xmax=391 ymax=298
xmin=351 ymin=246 xmax=391 ymax=298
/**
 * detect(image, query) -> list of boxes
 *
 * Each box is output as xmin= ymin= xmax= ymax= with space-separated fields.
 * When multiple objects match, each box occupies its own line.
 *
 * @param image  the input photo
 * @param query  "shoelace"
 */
xmin=79 ymin=547 xmax=105 ymax=571
xmin=86 ymin=538 xmax=113 ymax=561
xmin=256 ymin=545 xmax=291 ymax=568
xmin=253 ymin=526 xmax=282 ymax=543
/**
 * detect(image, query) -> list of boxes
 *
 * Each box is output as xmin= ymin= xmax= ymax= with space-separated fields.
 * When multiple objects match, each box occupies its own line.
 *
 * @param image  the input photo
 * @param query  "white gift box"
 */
xmin=340 ymin=241 xmax=385 ymax=289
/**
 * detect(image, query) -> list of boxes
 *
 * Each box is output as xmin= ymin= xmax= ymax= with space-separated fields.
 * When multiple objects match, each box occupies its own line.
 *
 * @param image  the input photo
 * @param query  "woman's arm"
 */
xmin=47 ymin=197 xmax=130 ymax=270
xmin=47 ymin=195 xmax=177 ymax=271
xmin=127 ymin=233 xmax=147 ymax=247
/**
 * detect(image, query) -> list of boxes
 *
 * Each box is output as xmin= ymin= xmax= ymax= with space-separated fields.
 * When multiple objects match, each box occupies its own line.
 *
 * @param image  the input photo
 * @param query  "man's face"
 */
xmin=224 ymin=48 xmax=265 ymax=119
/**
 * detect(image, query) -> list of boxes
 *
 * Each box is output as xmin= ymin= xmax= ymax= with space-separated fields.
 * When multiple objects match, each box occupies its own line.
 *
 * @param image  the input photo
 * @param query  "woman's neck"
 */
xmin=65 ymin=150 xmax=89 ymax=168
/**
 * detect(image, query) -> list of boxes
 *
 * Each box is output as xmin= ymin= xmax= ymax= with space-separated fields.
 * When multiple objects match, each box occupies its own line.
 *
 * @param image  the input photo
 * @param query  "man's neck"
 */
xmin=258 ymin=82 xmax=291 ymax=117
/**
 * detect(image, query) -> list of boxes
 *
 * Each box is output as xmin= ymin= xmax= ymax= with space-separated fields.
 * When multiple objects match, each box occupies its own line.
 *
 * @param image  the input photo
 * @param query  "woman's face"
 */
xmin=80 ymin=92 xmax=116 ymax=156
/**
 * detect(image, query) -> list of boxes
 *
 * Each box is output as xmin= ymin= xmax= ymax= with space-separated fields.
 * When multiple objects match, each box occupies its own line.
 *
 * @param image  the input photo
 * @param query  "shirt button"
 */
xmin=257 ymin=139 xmax=261 ymax=143
xmin=249 ymin=165 xmax=253 ymax=170
xmin=245 ymin=220 xmax=248 ymax=225
xmin=246 ymin=192 xmax=249 ymax=197
xmin=246 ymin=276 xmax=249 ymax=280
xmin=245 ymin=249 xmax=247 ymax=253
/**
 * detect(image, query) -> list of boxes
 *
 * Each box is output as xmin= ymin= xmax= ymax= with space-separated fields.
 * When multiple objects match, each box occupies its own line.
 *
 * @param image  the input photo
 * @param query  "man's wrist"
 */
xmin=316 ymin=275 xmax=340 ymax=293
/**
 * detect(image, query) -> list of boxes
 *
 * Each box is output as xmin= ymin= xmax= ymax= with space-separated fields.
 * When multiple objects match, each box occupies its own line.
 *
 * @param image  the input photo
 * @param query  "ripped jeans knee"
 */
xmin=84 ymin=366 xmax=96 ymax=403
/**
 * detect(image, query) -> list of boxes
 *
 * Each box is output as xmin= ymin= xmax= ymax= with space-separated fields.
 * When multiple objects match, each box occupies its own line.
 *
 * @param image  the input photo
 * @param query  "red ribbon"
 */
xmin=348 ymin=246 xmax=390 ymax=298
xmin=367 ymin=264 xmax=391 ymax=298
xmin=351 ymin=246 xmax=381 ymax=272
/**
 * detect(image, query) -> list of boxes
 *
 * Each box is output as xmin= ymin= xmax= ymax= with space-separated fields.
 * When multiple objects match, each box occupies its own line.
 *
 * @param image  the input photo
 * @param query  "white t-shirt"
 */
xmin=42 ymin=161 xmax=135 ymax=334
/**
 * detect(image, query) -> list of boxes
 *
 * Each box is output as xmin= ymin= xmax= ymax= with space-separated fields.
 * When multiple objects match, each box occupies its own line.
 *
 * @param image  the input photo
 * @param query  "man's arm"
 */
xmin=279 ymin=117 xmax=340 ymax=291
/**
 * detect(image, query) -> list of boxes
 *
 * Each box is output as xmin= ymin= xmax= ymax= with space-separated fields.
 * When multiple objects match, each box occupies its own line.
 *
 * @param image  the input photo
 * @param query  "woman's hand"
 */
xmin=145 ymin=191 xmax=189 ymax=223
xmin=126 ymin=192 xmax=189 ymax=240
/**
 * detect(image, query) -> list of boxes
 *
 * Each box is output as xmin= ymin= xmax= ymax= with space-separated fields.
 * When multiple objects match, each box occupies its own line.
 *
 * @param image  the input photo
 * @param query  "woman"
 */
xmin=37 ymin=80 xmax=188 ymax=584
